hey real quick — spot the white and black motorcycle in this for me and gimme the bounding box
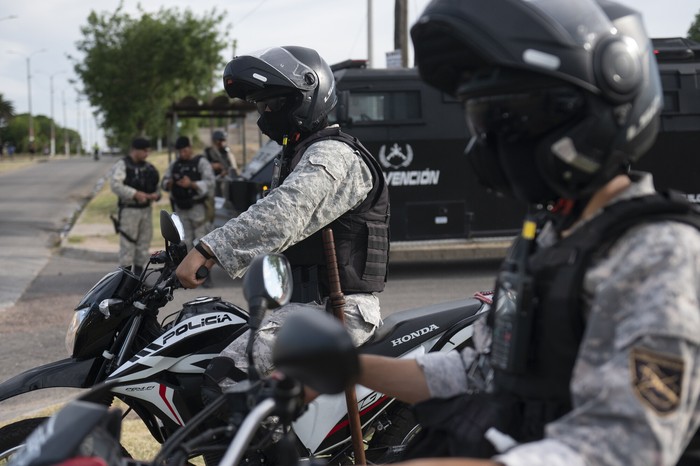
[0,211,490,465]
[6,253,370,466]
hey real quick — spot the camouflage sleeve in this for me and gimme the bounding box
[496,221,700,466]
[417,313,493,397]
[109,159,136,201]
[161,163,173,192]
[195,157,216,197]
[153,165,162,198]
[200,139,373,278]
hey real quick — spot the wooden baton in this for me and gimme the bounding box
[322,228,366,465]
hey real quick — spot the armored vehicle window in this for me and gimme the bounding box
[348,91,421,122]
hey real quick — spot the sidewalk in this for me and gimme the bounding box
[59,222,122,262]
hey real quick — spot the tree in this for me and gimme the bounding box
[72,2,230,147]
[0,93,15,126]
[689,9,700,41]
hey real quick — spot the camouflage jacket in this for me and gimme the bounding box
[201,137,373,279]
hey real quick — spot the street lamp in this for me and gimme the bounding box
[47,71,66,156]
[62,90,69,156]
[75,93,82,156]
[8,48,47,153]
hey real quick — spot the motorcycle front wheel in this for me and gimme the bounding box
[0,417,48,463]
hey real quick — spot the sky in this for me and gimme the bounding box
[0,0,698,149]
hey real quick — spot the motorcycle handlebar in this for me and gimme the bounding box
[196,266,209,280]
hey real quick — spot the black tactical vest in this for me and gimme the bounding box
[404,192,700,461]
[278,127,390,302]
[171,155,204,210]
[120,156,159,208]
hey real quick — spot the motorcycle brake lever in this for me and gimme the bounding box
[150,250,168,264]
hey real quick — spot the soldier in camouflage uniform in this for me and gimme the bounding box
[176,46,389,386]
[109,137,160,275]
[161,136,215,251]
[355,1,700,465]
[205,131,237,182]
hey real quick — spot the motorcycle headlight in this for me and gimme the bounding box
[65,307,90,356]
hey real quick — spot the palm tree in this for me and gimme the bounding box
[0,93,15,126]
[0,93,15,153]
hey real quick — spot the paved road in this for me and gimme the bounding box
[0,156,114,310]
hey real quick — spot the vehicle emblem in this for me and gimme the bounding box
[379,143,414,169]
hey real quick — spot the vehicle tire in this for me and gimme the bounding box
[366,404,422,464]
[0,417,48,462]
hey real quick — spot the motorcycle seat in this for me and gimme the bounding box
[360,297,486,356]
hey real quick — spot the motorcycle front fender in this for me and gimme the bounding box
[0,358,96,402]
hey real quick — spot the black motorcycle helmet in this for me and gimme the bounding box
[411,0,663,204]
[222,46,337,145]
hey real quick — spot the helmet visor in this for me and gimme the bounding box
[247,47,317,92]
[464,86,584,142]
[256,96,290,114]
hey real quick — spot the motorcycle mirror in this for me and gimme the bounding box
[273,308,359,395]
[160,210,184,244]
[243,254,293,323]
[243,253,293,382]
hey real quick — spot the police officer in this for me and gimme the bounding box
[205,130,237,180]
[204,130,235,226]
[176,46,390,385]
[161,136,215,251]
[355,1,700,465]
[109,137,160,275]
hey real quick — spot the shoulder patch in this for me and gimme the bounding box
[630,347,684,415]
[306,142,351,181]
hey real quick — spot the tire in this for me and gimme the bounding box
[0,417,48,463]
[366,404,422,464]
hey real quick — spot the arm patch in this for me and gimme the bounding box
[630,346,684,415]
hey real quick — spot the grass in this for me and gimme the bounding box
[0,155,50,174]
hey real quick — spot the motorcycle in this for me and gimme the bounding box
[7,253,363,466]
[0,210,491,465]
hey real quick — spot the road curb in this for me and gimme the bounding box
[59,245,120,262]
[58,238,513,264]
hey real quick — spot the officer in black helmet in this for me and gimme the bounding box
[176,46,390,387]
[355,1,700,465]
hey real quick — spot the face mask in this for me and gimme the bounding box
[467,134,558,205]
[257,111,296,145]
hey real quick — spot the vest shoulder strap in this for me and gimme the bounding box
[589,191,700,248]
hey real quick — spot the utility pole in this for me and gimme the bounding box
[75,94,82,156]
[62,90,69,156]
[47,71,65,156]
[8,48,46,153]
[367,0,373,68]
[394,0,408,68]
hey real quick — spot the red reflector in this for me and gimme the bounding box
[57,457,109,466]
